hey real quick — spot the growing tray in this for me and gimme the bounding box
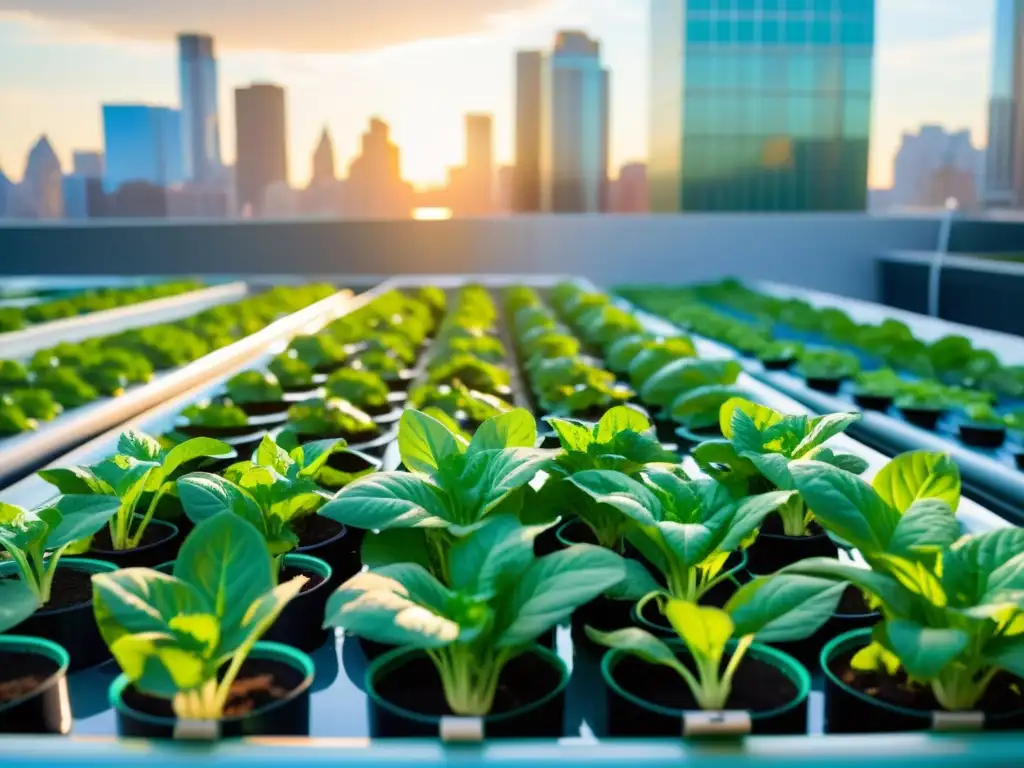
[0,284,354,490]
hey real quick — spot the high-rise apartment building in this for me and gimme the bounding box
[311,127,337,185]
[462,114,494,215]
[514,51,543,212]
[23,135,64,219]
[178,33,222,182]
[346,118,413,219]
[650,0,875,212]
[985,1,1024,208]
[540,31,610,213]
[102,105,185,192]
[234,84,288,217]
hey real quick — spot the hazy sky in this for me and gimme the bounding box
[0,0,994,190]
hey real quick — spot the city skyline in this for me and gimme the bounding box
[0,1,994,191]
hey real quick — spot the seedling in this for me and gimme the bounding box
[92,514,307,720]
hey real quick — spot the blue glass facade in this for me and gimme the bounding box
[179,34,223,182]
[102,105,185,193]
[651,0,875,212]
[985,0,1024,207]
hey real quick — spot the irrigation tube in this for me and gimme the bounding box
[927,197,959,318]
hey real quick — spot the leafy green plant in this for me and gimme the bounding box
[588,575,844,710]
[41,430,233,551]
[0,494,121,603]
[795,348,860,380]
[0,400,37,436]
[626,338,699,389]
[668,385,745,431]
[325,514,627,715]
[287,397,377,438]
[92,514,307,720]
[182,401,250,428]
[409,382,512,424]
[288,334,347,369]
[325,368,390,410]
[605,334,651,373]
[268,353,315,389]
[963,403,1005,427]
[0,359,31,388]
[5,389,62,422]
[427,354,510,394]
[570,466,796,601]
[34,367,100,408]
[854,368,904,398]
[319,409,549,584]
[693,398,867,537]
[757,341,802,363]
[640,358,743,410]
[225,371,284,404]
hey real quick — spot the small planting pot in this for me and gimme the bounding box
[366,404,404,426]
[348,428,399,460]
[762,357,797,372]
[234,399,291,418]
[294,515,358,584]
[0,635,71,734]
[770,587,879,670]
[318,448,381,491]
[264,554,333,653]
[654,416,680,445]
[533,516,564,557]
[853,392,894,412]
[600,640,810,736]
[804,376,845,394]
[0,558,118,672]
[822,628,1024,734]
[111,642,314,739]
[1015,452,1024,472]
[176,411,283,441]
[900,406,944,431]
[745,521,838,576]
[294,426,396,461]
[384,370,417,393]
[89,518,180,569]
[959,422,1007,449]
[631,566,748,638]
[365,644,568,738]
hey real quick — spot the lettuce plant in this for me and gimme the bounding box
[225,371,284,404]
[569,466,796,602]
[409,382,512,424]
[288,334,347,369]
[325,368,390,410]
[182,401,250,428]
[588,575,844,710]
[92,514,307,720]
[268,353,315,389]
[287,398,377,438]
[427,354,510,394]
[693,398,867,537]
[0,495,121,604]
[795,348,860,380]
[626,338,699,390]
[640,358,743,410]
[325,514,627,715]
[669,385,744,432]
[319,409,550,584]
[6,389,62,421]
[41,430,233,551]
[0,399,38,436]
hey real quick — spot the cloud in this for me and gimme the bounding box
[0,0,549,53]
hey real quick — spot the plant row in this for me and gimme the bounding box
[0,284,336,438]
[0,280,205,333]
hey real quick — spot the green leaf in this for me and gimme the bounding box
[726,574,847,642]
[497,544,626,647]
[117,430,163,462]
[374,563,455,612]
[716,490,799,552]
[792,413,860,458]
[468,409,537,453]
[776,557,922,619]
[730,410,765,455]
[887,499,960,559]
[567,470,662,527]
[162,437,233,478]
[664,600,733,662]
[585,625,688,675]
[399,409,467,476]
[0,579,40,633]
[319,472,451,530]
[720,398,782,440]
[360,528,432,570]
[44,494,121,550]
[256,435,293,473]
[669,385,743,429]
[985,636,1024,679]
[38,466,113,495]
[641,359,742,408]
[234,575,308,651]
[744,453,796,490]
[943,529,1024,605]
[469,448,553,518]
[872,451,962,514]
[323,570,459,648]
[545,417,593,452]
[884,620,968,679]
[176,473,264,531]
[604,557,663,601]
[789,461,900,554]
[448,515,543,596]
[292,438,346,477]
[173,514,274,652]
[657,522,714,568]
[595,406,651,442]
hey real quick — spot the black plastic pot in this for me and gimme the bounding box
[89,518,180,569]
[771,587,879,669]
[384,369,417,393]
[294,515,358,584]
[805,376,845,394]
[654,417,679,445]
[0,635,71,734]
[959,423,1007,449]
[601,640,810,736]
[264,554,333,653]
[822,628,1024,733]
[537,430,561,450]
[745,524,838,576]
[365,644,568,738]
[110,642,314,739]
[533,516,564,557]
[1016,452,1024,472]
[762,357,797,372]
[348,429,399,460]
[367,405,404,426]
[318,448,381,492]
[235,399,291,418]
[853,392,894,412]
[0,558,117,672]
[631,568,748,638]
[176,412,283,441]
[900,406,944,431]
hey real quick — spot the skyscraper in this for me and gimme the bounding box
[610,162,649,213]
[346,117,413,219]
[540,31,610,213]
[72,151,104,179]
[311,127,336,185]
[514,51,543,212]
[650,0,875,212]
[893,126,983,210]
[23,135,64,219]
[985,1,1024,208]
[178,33,222,182]
[461,114,494,215]
[234,83,288,217]
[102,105,185,192]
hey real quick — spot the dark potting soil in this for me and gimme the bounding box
[1,568,93,611]
[292,514,344,548]
[377,652,561,717]
[830,648,1023,713]
[92,523,171,552]
[0,651,58,703]
[836,587,872,616]
[122,657,305,719]
[759,514,827,539]
[614,652,798,714]
[280,564,325,595]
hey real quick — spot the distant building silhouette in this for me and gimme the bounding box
[495,164,515,214]
[167,182,230,218]
[514,50,543,213]
[23,135,64,219]
[0,166,13,218]
[311,126,336,185]
[72,151,104,179]
[104,181,168,218]
[102,105,185,193]
[449,114,494,217]
[235,83,288,217]
[345,117,413,219]
[63,176,105,219]
[892,126,983,210]
[610,162,649,213]
[540,32,610,213]
[178,33,222,182]
[263,180,301,218]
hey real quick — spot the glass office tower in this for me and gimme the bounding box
[178,33,223,182]
[650,0,875,212]
[985,0,1024,208]
[102,105,185,193]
